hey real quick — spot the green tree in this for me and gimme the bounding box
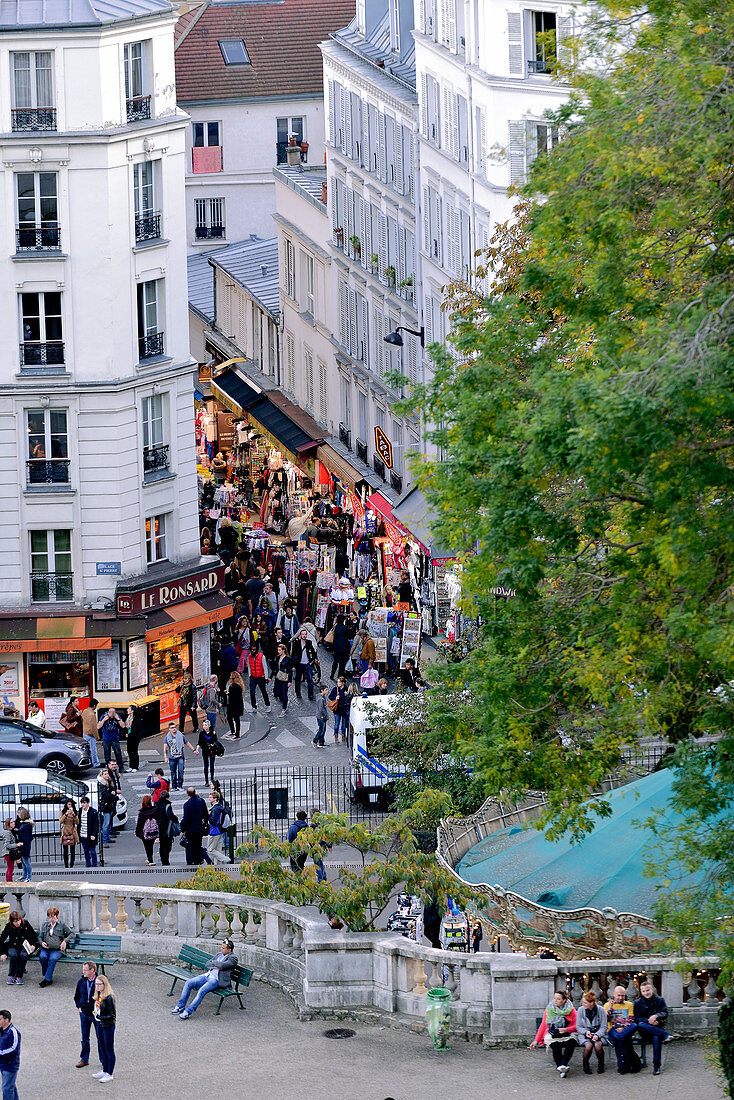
[401,0,734,969]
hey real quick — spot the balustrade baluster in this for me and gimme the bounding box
[280,921,294,954]
[200,903,215,938]
[625,976,638,1002]
[98,895,112,933]
[217,904,232,938]
[444,963,459,998]
[687,973,702,1004]
[131,897,145,932]
[704,971,720,1002]
[230,907,244,943]
[114,896,128,934]
[244,909,257,943]
[291,923,304,954]
[148,903,161,935]
[164,901,177,936]
[426,961,442,990]
[589,974,603,1000]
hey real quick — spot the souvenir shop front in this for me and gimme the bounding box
[0,560,232,729]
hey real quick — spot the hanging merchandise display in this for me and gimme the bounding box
[366,608,389,664]
[399,612,422,669]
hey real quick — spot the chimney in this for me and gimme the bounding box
[321,180,328,204]
[286,145,301,167]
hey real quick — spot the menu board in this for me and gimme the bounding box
[44,696,71,734]
[191,624,211,688]
[399,614,422,670]
[95,643,121,692]
[367,608,389,664]
[128,638,148,690]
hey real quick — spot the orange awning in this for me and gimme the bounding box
[0,616,111,652]
[144,591,233,642]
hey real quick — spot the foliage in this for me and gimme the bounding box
[228,794,473,932]
[720,1000,734,1096]
[364,693,481,821]
[397,0,734,946]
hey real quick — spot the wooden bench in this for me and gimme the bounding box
[56,933,122,975]
[156,944,252,1015]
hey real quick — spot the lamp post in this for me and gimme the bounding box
[383,325,425,348]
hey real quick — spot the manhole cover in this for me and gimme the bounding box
[323,1028,356,1039]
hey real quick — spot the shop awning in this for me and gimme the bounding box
[211,369,263,416]
[318,440,381,492]
[392,488,452,560]
[246,395,321,464]
[144,591,233,643]
[0,615,112,653]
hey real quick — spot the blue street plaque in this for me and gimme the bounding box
[96,562,122,575]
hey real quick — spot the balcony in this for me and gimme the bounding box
[20,341,65,367]
[143,443,170,475]
[12,107,56,132]
[26,459,70,486]
[135,212,161,243]
[356,438,368,464]
[31,571,73,603]
[16,224,61,251]
[527,59,552,74]
[195,225,225,240]
[139,331,164,360]
[339,423,351,450]
[126,95,151,122]
[373,455,386,481]
[390,471,403,496]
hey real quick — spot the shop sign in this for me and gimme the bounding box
[383,519,404,549]
[217,411,237,451]
[374,426,393,469]
[199,363,212,382]
[0,662,19,694]
[96,562,121,576]
[116,564,225,617]
[191,624,211,687]
[350,493,365,519]
[247,415,298,463]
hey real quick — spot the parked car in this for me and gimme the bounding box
[0,768,127,836]
[0,716,91,777]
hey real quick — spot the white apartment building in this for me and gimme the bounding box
[414,0,574,342]
[0,0,224,722]
[174,0,355,250]
[321,0,422,502]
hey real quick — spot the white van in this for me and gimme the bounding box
[348,694,406,808]
[0,768,127,835]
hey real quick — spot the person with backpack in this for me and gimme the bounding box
[204,791,230,864]
[181,787,212,866]
[199,675,220,733]
[146,768,170,804]
[135,795,159,865]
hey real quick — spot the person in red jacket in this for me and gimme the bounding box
[529,989,578,1077]
[247,642,271,714]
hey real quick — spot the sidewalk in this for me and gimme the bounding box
[9,962,724,1099]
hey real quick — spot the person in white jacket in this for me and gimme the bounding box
[26,701,46,728]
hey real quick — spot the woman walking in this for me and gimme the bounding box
[273,643,291,717]
[125,704,143,773]
[198,719,219,785]
[204,791,229,864]
[92,974,116,1082]
[135,795,159,865]
[155,791,178,867]
[225,670,245,739]
[0,820,18,882]
[0,910,39,984]
[59,799,79,869]
[328,677,348,743]
[177,670,199,733]
[16,809,33,882]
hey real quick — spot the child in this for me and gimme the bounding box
[312,685,328,748]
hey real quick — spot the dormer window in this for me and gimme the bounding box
[218,39,250,66]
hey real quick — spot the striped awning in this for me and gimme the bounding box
[144,590,233,642]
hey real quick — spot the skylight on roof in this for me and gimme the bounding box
[219,38,251,65]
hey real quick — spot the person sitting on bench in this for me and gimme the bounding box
[170,940,237,1019]
[634,980,672,1075]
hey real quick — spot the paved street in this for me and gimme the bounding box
[6,962,723,1099]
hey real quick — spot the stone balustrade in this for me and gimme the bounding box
[3,882,722,1044]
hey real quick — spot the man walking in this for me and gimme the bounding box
[81,699,100,768]
[312,685,328,748]
[78,796,99,868]
[291,629,316,702]
[200,675,220,733]
[74,961,96,1068]
[171,939,237,1019]
[163,723,198,791]
[181,787,211,866]
[97,708,125,770]
[287,810,308,873]
[0,1010,20,1100]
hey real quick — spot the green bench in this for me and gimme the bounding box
[57,933,121,975]
[156,944,252,1015]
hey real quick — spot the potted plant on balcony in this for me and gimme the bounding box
[384,264,396,287]
[399,275,414,288]
[349,234,361,256]
[370,253,379,274]
[334,226,344,246]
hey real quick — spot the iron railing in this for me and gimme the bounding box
[126,94,151,122]
[31,571,73,602]
[143,443,170,473]
[11,107,56,132]
[20,341,65,367]
[138,331,164,360]
[16,224,61,251]
[134,211,161,242]
[373,455,386,480]
[26,459,70,486]
[195,225,225,240]
[528,58,552,74]
[390,471,403,495]
[339,423,351,450]
[356,438,368,463]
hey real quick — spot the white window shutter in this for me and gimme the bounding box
[360,294,369,363]
[330,176,339,232]
[398,225,407,287]
[373,308,383,376]
[435,194,443,262]
[422,186,431,254]
[425,294,434,344]
[476,105,488,177]
[358,198,366,266]
[420,74,429,137]
[507,11,523,75]
[508,121,526,185]
[328,81,335,145]
[319,360,328,423]
[442,86,452,150]
[476,222,490,294]
[362,100,371,167]
[377,113,387,182]
[344,186,354,244]
[379,211,388,269]
[432,79,441,144]
[557,15,574,69]
[345,93,353,159]
[407,332,418,384]
[387,215,398,271]
[394,124,404,193]
[338,280,348,347]
[351,91,361,160]
[405,228,415,281]
[349,289,357,357]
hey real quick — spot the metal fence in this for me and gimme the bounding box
[224,765,393,845]
[21,825,106,869]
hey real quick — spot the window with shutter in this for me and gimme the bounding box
[457,95,468,162]
[379,211,388,270]
[318,359,328,423]
[345,93,353,160]
[508,121,526,185]
[432,79,441,145]
[475,222,491,294]
[422,186,431,254]
[557,14,574,69]
[237,293,247,348]
[361,99,371,168]
[418,0,426,33]
[440,0,457,51]
[425,294,434,345]
[373,308,384,376]
[338,280,349,348]
[407,333,418,384]
[369,105,379,172]
[351,91,361,160]
[349,289,357,357]
[387,216,398,273]
[475,104,488,177]
[434,193,443,262]
[442,86,452,152]
[286,332,295,393]
[420,74,429,137]
[330,176,339,233]
[328,81,335,144]
[377,113,387,182]
[507,11,523,75]
[305,348,314,410]
[394,121,404,193]
[358,293,368,362]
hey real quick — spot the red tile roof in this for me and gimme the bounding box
[175,0,356,103]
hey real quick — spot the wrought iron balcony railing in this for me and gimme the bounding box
[126,95,151,122]
[194,225,225,240]
[373,455,386,481]
[390,471,403,495]
[338,423,351,450]
[143,443,170,474]
[138,331,164,360]
[355,438,368,464]
[26,459,71,486]
[31,571,73,602]
[12,107,56,132]
[16,224,61,251]
[135,212,161,243]
[20,341,65,367]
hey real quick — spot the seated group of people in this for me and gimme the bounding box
[531,981,672,1077]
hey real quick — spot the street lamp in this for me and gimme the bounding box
[383,325,425,348]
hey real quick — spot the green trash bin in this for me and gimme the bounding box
[426,986,451,1050]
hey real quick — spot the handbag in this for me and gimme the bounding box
[327,696,340,712]
[213,739,225,757]
[169,820,182,837]
[276,670,289,682]
[324,628,335,645]
[7,844,22,862]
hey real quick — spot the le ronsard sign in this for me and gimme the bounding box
[116,564,225,617]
